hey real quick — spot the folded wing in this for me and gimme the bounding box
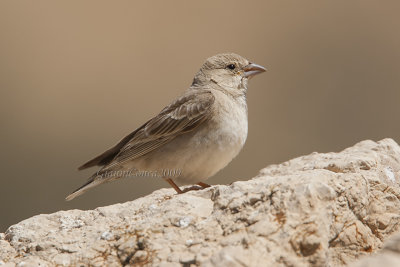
[78,90,215,171]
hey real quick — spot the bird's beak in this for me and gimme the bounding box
[243,62,267,78]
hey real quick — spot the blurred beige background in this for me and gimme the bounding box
[1,1,400,231]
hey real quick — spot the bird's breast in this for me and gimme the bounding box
[199,91,248,151]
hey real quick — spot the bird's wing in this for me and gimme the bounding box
[77,124,146,170]
[78,90,215,170]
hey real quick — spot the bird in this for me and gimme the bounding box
[66,53,266,201]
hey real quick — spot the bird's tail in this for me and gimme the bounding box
[65,176,102,201]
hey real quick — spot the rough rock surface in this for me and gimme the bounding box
[1,139,400,267]
[353,232,400,267]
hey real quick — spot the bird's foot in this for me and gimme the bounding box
[165,178,212,194]
[165,178,183,194]
[182,182,212,193]
[197,182,211,188]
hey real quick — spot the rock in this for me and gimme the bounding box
[353,233,400,266]
[1,138,400,266]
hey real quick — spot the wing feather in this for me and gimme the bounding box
[79,90,215,171]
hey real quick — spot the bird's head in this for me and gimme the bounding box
[192,53,266,93]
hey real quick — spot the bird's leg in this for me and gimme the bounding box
[197,182,211,188]
[165,178,183,194]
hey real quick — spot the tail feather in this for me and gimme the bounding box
[65,177,101,201]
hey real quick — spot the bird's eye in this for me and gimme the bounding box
[227,64,236,70]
